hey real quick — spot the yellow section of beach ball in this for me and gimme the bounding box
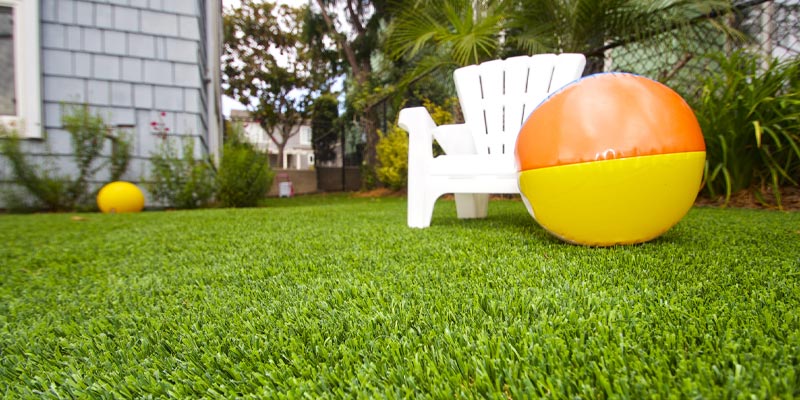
[97,181,145,213]
[517,152,705,246]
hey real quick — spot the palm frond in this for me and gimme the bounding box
[386,0,509,66]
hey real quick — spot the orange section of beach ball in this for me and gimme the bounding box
[516,73,705,171]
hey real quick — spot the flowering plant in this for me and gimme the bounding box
[147,111,215,209]
[150,111,170,140]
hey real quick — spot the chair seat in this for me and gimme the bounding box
[429,155,517,176]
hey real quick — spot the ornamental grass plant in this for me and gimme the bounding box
[688,52,800,208]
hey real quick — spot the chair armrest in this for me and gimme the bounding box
[398,107,437,159]
[432,124,476,155]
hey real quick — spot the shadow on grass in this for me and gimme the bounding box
[429,198,700,249]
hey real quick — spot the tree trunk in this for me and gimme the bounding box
[277,145,286,169]
[584,33,607,75]
[360,106,379,186]
[355,55,381,187]
[584,55,606,75]
[312,0,385,188]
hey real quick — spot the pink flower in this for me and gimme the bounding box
[160,111,166,117]
[151,121,158,126]
[164,128,170,132]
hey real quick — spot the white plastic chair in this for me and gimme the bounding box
[398,53,586,228]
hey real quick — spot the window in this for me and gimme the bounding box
[0,0,41,138]
[0,7,13,116]
[299,126,312,146]
[308,153,315,166]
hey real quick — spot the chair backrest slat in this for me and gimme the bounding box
[453,53,586,156]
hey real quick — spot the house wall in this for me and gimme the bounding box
[236,119,315,170]
[0,0,221,207]
[282,128,314,169]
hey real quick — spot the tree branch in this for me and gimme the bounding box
[314,0,363,81]
[346,0,366,36]
[659,53,694,83]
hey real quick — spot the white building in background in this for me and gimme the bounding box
[230,110,315,170]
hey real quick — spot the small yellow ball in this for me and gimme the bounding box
[97,181,145,213]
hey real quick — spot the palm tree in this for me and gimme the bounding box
[387,0,735,73]
[387,0,507,68]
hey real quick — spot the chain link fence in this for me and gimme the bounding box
[602,0,800,94]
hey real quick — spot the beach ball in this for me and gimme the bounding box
[97,181,145,213]
[516,73,705,246]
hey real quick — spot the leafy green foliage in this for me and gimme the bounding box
[0,105,132,211]
[377,98,455,189]
[147,137,215,209]
[306,0,400,181]
[0,198,799,397]
[387,0,733,73]
[688,52,800,207]
[223,1,336,167]
[215,124,274,208]
[388,0,507,66]
[376,125,409,190]
[107,136,132,183]
[310,93,340,165]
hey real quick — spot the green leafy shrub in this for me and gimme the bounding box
[215,124,274,207]
[148,135,215,209]
[688,52,800,207]
[0,105,131,211]
[376,125,409,190]
[146,112,216,209]
[376,98,456,190]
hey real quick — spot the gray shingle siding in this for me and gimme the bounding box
[114,7,141,32]
[140,10,179,36]
[57,1,76,24]
[96,4,113,28]
[38,0,208,128]
[74,52,93,77]
[1,0,219,208]
[83,28,103,52]
[75,2,93,26]
[128,33,155,57]
[179,15,200,40]
[104,31,128,55]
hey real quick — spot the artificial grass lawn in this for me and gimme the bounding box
[1,195,798,398]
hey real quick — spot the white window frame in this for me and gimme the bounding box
[0,0,42,139]
[299,125,312,146]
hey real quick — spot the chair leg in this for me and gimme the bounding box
[408,182,437,228]
[455,194,489,219]
[408,198,437,228]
